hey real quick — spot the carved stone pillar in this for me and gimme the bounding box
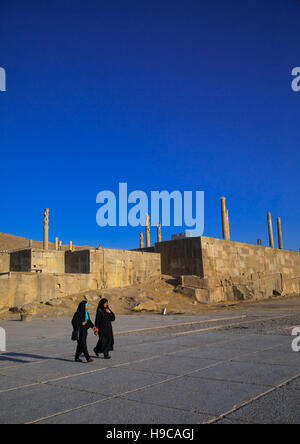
[43,208,49,250]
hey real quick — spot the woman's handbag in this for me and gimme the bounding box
[71,330,79,341]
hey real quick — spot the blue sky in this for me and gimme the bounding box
[0,0,299,250]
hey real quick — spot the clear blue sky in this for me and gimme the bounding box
[0,0,299,250]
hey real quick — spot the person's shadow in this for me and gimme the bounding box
[0,352,73,364]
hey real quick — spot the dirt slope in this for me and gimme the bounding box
[0,232,92,251]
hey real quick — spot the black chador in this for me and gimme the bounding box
[72,301,94,363]
[94,298,115,359]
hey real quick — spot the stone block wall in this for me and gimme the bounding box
[64,248,161,287]
[31,250,65,273]
[10,249,31,272]
[0,248,161,310]
[0,272,102,309]
[155,236,300,302]
[65,250,90,274]
[200,237,300,280]
[90,249,161,288]
[154,237,204,277]
[9,249,65,273]
[0,252,10,274]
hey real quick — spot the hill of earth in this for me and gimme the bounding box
[0,232,93,251]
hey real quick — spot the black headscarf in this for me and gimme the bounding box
[77,300,88,323]
[98,298,108,312]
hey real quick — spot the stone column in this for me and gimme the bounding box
[139,232,144,249]
[58,241,62,250]
[145,214,150,248]
[43,208,49,250]
[226,209,230,240]
[220,197,229,240]
[55,237,59,251]
[267,212,274,248]
[277,217,283,250]
[157,222,162,243]
[257,239,262,245]
[69,241,73,251]
[29,239,32,248]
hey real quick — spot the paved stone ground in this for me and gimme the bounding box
[1,299,300,424]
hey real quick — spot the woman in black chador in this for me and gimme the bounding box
[72,301,96,363]
[94,298,115,359]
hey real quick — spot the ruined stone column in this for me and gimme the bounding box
[29,239,32,248]
[220,197,229,240]
[157,222,162,243]
[257,239,262,245]
[267,212,274,248]
[43,208,49,250]
[226,209,230,240]
[277,217,283,250]
[58,241,62,250]
[55,237,59,251]
[69,241,73,251]
[139,232,144,249]
[145,214,150,248]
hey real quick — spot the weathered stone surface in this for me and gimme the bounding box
[158,236,300,304]
[156,237,300,287]
[45,299,62,306]
[0,252,9,273]
[20,314,32,322]
[9,304,37,314]
[0,247,161,310]
[10,249,65,273]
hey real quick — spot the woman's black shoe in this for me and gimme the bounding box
[94,347,99,357]
[75,358,83,363]
[104,354,111,359]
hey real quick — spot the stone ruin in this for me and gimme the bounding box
[0,200,299,311]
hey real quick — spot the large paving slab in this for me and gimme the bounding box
[0,383,102,424]
[38,397,211,424]
[122,376,271,417]
[186,361,298,386]
[48,367,172,396]
[216,387,300,424]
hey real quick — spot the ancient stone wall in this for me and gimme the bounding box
[31,250,65,273]
[10,249,31,272]
[0,272,101,309]
[155,236,300,303]
[90,249,161,288]
[154,236,300,281]
[154,237,204,277]
[65,248,161,287]
[0,252,10,274]
[65,250,90,274]
[0,248,161,310]
[9,249,65,273]
[200,237,300,279]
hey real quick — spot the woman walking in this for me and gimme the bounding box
[72,301,96,363]
[94,298,115,359]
